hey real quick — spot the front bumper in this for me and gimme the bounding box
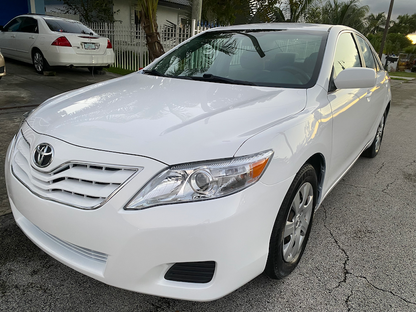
[5,126,291,301]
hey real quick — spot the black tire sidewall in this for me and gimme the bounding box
[265,164,318,279]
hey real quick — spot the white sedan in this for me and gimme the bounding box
[0,14,114,74]
[5,23,390,301]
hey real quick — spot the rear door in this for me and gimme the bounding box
[354,34,389,136]
[327,32,373,185]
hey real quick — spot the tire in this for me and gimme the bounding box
[32,50,49,74]
[265,164,317,279]
[362,111,386,158]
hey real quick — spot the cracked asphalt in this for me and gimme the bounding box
[1,60,416,311]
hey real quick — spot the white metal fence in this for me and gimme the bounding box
[89,20,218,71]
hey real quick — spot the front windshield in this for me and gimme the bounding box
[149,30,327,88]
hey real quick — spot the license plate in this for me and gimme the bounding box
[83,43,99,50]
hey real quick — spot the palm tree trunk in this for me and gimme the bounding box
[139,11,165,61]
[137,0,165,62]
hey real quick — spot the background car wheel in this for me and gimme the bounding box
[265,164,317,279]
[32,50,49,74]
[362,111,386,158]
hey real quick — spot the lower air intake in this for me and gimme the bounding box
[164,261,215,283]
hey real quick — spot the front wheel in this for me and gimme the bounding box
[265,164,317,279]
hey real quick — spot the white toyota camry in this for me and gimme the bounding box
[0,14,114,74]
[5,23,391,301]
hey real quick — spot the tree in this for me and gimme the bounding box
[306,0,369,33]
[365,12,386,36]
[61,0,117,24]
[368,33,413,55]
[389,14,416,35]
[280,0,317,22]
[137,0,165,62]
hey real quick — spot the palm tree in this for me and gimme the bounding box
[137,0,165,61]
[365,12,386,36]
[314,0,369,33]
[286,0,317,22]
[250,0,316,23]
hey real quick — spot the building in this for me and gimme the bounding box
[0,0,45,26]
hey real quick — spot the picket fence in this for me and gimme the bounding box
[89,20,218,71]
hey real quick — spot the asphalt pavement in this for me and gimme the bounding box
[0,60,415,311]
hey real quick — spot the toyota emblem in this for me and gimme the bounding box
[33,143,54,168]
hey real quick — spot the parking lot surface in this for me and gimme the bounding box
[1,61,415,311]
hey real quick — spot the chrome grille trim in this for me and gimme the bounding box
[11,131,141,210]
[39,226,108,263]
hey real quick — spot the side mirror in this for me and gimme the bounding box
[334,67,376,89]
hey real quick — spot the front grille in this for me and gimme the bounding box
[11,131,139,209]
[164,261,216,283]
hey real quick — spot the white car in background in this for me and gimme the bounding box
[5,23,391,301]
[0,14,114,74]
[0,49,5,79]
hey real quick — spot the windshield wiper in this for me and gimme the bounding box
[189,74,257,86]
[143,69,165,77]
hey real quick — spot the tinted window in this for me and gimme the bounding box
[3,17,22,32]
[332,33,361,80]
[355,35,376,70]
[43,18,97,35]
[150,30,327,88]
[19,17,38,33]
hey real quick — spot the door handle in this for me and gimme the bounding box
[11,35,16,38]
[29,36,35,39]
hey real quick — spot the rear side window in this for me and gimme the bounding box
[355,35,377,70]
[332,33,361,80]
[43,18,97,35]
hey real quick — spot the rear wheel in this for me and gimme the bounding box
[32,50,49,74]
[265,164,317,279]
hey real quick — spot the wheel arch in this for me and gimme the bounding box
[385,101,391,117]
[31,47,41,57]
[305,153,326,205]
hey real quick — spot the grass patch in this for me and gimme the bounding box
[105,67,136,76]
[388,71,416,78]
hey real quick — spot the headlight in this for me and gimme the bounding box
[125,150,273,210]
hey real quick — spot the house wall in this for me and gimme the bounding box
[113,0,134,24]
[113,0,188,28]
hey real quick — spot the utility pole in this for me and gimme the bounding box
[191,0,202,37]
[378,0,394,58]
[192,0,203,22]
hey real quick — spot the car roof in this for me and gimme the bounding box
[203,23,358,35]
[15,14,83,23]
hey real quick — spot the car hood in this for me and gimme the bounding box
[27,73,306,164]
